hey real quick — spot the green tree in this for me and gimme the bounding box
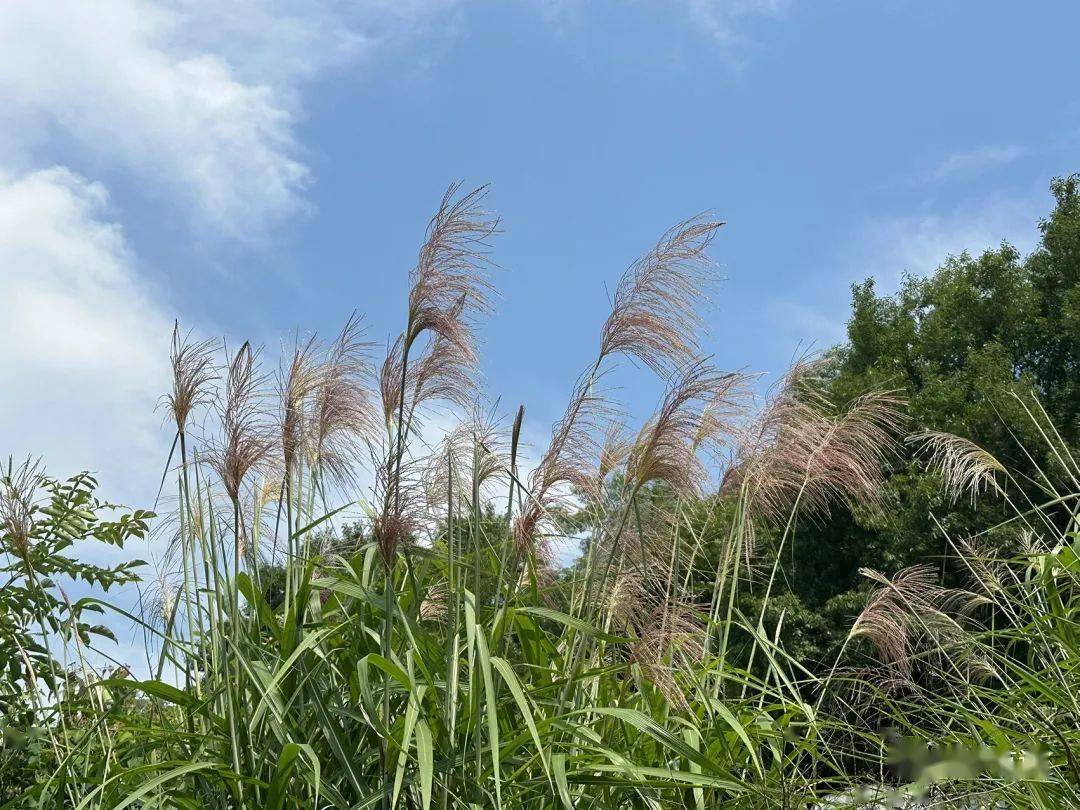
[783,175,1080,664]
[0,461,150,801]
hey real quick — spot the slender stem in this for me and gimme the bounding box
[442,446,457,810]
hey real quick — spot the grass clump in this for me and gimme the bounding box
[2,185,1079,808]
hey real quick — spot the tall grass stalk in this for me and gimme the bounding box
[9,188,1080,808]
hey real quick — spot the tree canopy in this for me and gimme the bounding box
[780,176,1080,661]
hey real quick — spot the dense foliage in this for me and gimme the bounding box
[779,175,1080,665]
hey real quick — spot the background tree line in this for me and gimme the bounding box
[759,175,1080,666]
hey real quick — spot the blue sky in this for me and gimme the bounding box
[2,0,1079,512]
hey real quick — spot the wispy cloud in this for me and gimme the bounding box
[767,300,847,348]
[0,1,478,510]
[521,0,790,63]
[766,183,1050,356]
[0,3,309,237]
[855,188,1043,280]
[927,144,1029,183]
[0,0,791,241]
[684,0,789,51]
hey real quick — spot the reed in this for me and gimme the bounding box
[4,187,1079,809]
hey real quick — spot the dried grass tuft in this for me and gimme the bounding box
[279,335,320,478]
[308,314,378,487]
[627,362,748,497]
[211,342,274,503]
[735,358,906,526]
[600,216,722,378]
[407,183,498,352]
[514,370,613,554]
[606,569,705,708]
[909,431,1005,506]
[0,457,41,559]
[419,581,450,622]
[164,322,216,436]
[851,565,989,690]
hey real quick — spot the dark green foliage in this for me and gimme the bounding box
[779,176,1080,664]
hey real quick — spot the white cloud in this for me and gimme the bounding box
[856,190,1043,281]
[927,145,1029,183]
[0,2,316,237]
[0,1,784,238]
[684,0,788,48]
[0,1,473,499]
[171,0,466,88]
[0,1,465,238]
[0,167,172,503]
[763,185,1049,359]
[170,1,373,87]
[0,1,467,497]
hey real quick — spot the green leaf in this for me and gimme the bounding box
[99,678,197,709]
[491,656,549,777]
[415,719,434,810]
[515,606,632,643]
[267,743,321,810]
[552,753,573,809]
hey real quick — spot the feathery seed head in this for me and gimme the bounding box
[600,216,722,378]
[211,342,273,503]
[626,362,747,497]
[279,334,320,476]
[1,457,41,559]
[736,358,906,525]
[850,565,986,690]
[308,314,378,487]
[164,322,216,436]
[514,371,611,553]
[909,431,1005,506]
[419,581,450,622]
[406,183,498,351]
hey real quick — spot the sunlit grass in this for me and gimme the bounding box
[3,186,1079,808]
